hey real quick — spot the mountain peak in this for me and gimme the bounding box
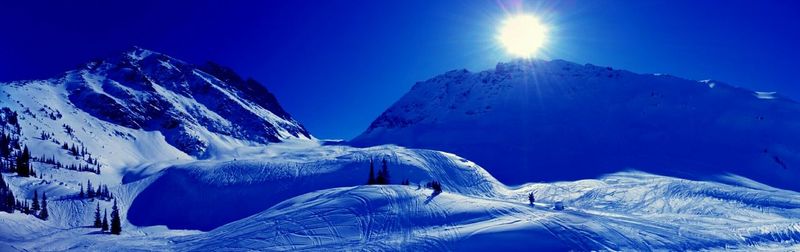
[125,45,154,59]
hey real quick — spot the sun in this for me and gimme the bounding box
[498,14,548,58]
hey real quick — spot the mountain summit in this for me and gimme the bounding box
[352,59,800,190]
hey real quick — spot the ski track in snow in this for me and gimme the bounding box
[4,141,800,251]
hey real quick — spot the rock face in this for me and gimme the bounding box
[63,47,310,155]
[352,59,800,190]
[1,47,311,158]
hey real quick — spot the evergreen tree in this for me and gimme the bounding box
[93,202,102,228]
[0,175,14,213]
[8,111,18,125]
[0,133,10,158]
[528,192,535,206]
[22,199,30,214]
[31,190,40,212]
[16,146,30,177]
[2,190,13,213]
[366,159,376,185]
[376,159,390,185]
[87,180,95,198]
[110,199,121,235]
[79,184,85,198]
[382,159,390,184]
[39,192,48,220]
[101,209,109,232]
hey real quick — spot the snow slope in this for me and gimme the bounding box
[2,141,800,251]
[178,172,800,251]
[0,47,316,249]
[352,59,800,191]
[127,141,503,231]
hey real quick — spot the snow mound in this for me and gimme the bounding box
[128,143,504,231]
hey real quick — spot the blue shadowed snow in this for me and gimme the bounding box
[352,60,800,191]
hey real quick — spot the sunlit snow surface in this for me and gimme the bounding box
[2,141,799,251]
[1,52,799,250]
[754,91,778,100]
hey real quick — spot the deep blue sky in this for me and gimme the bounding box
[2,1,799,139]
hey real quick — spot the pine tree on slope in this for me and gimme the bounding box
[93,202,102,228]
[101,209,108,232]
[16,146,30,177]
[87,180,95,198]
[0,175,14,213]
[39,192,48,220]
[31,190,40,212]
[110,199,121,235]
[376,159,390,185]
[367,159,376,185]
[528,192,535,206]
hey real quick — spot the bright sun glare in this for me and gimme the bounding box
[498,14,548,58]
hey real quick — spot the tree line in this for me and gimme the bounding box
[80,180,114,200]
[0,174,48,220]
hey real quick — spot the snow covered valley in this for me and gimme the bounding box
[2,141,800,251]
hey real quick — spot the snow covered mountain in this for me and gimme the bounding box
[352,59,800,191]
[1,47,310,165]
